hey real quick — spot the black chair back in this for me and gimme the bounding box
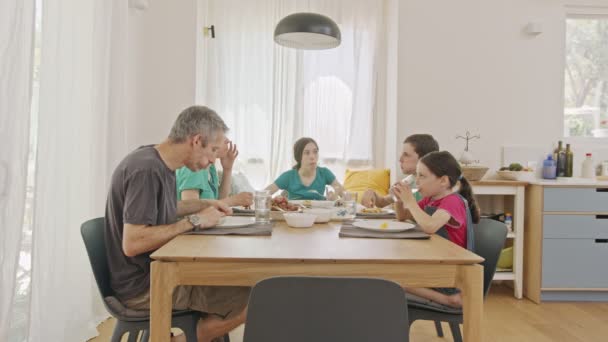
[81,217,114,299]
[473,218,508,297]
[243,276,410,342]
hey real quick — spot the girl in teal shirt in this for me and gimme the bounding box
[176,139,253,207]
[265,137,345,200]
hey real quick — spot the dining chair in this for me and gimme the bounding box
[407,218,508,342]
[81,217,228,342]
[243,276,410,342]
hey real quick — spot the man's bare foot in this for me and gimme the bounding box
[197,309,246,342]
[171,332,186,342]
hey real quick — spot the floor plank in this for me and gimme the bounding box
[89,285,608,341]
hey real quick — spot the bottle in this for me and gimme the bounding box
[542,154,557,179]
[581,153,595,179]
[565,144,573,177]
[553,140,563,161]
[504,213,513,232]
[557,146,567,177]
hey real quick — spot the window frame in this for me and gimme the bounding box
[562,5,608,144]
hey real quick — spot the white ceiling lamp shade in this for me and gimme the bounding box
[274,13,341,50]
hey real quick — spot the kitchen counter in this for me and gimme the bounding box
[523,182,608,303]
[528,178,608,187]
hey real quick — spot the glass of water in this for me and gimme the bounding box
[254,190,271,223]
[391,174,417,202]
[342,191,358,217]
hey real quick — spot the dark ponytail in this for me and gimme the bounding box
[456,177,480,223]
[419,151,480,223]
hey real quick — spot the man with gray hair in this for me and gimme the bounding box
[105,106,249,342]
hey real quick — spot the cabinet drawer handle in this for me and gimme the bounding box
[596,239,608,243]
[596,215,608,219]
[597,188,608,193]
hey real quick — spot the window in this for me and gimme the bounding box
[564,15,608,138]
[197,0,384,188]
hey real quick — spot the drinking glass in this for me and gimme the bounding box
[342,191,358,217]
[390,174,418,202]
[254,190,271,223]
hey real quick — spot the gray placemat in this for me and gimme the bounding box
[184,221,273,236]
[339,221,429,239]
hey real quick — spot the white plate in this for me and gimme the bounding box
[215,216,256,228]
[289,200,335,208]
[352,220,415,232]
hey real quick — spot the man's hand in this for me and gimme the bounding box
[228,192,253,207]
[361,189,377,208]
[201,199,233,215]
[220,141,238,171]
[196,206,225,229]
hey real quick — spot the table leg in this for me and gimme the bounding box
[150,261,177,342]
[457,264,484,342]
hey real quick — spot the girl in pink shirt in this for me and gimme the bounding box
[393,151,480,308]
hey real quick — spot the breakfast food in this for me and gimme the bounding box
[271,196,300,211]
[361,207,383,214]
[499,163,533,172]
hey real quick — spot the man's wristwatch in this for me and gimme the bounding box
[187,214,203,230]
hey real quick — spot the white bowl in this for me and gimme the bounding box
[303,208,334,223]
[497,170,536,182]
[283,213,317,228]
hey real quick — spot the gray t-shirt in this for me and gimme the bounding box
[105,145,177,301]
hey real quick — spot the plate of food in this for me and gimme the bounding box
[289,200,335,208]
[214,216,256,228]
[271,196,302,220]
[357,207,395,216]
[352,220,416,232]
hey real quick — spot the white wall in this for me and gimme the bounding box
[126,0,608,173]
[392,0,608,175]
[127,0,197,148]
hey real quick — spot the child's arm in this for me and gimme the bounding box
[393,183,451,233]
[405,202,451,234]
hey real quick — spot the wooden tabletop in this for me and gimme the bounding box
[151,221,483,265]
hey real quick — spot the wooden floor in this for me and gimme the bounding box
[90,285,608,342]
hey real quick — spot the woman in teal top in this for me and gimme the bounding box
[265,137,345,200]
[176,139,253,207]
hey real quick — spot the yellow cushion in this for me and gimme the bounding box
[497,246,513,269]
[343,169,391,203]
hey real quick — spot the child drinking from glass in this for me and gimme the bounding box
[393,151,480,308]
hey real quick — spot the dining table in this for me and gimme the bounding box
[149,219,484,341]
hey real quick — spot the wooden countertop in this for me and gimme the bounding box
[471,180,529,186]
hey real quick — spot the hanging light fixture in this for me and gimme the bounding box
[274,13,341,50]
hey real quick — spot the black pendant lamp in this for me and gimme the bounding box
[274,13,341,50]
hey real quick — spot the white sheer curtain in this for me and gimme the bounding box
[2,0,131,341]
[198,0,385,188]
[0,0,36,341]
[27,0,130,339]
